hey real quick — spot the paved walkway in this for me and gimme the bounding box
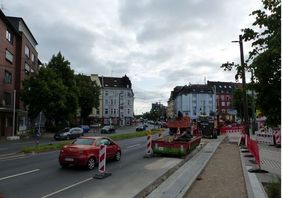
[185,137,247,198]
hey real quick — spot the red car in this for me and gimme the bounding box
[59,136,121,170]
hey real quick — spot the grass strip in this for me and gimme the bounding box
[21,129,162,153]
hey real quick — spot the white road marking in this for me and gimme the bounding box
[127,144,141,149]
[0,152,18,157]
[0,169,40,181]
[41,177,93,198]
[0,153,26,160]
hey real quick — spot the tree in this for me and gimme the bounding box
[21,52,78,127]
[21,67,67,121]
[232,89,253,120]
[75,74,100,124]
[222,0,281,126]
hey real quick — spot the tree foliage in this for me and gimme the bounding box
[21,52,79,126]
[75,74,100,123]
[222,0,281,126]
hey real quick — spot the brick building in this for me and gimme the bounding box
[0,9,39,137]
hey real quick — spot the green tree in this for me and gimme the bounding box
[21,67,67,121]
[222,0,281,126]
[21,52,79,127]
[232,89,253,120]
[75,74,100,124]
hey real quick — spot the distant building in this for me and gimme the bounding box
[90,74,134,126]
[0,10,39,137]
[168,84,216,120]
[207,81,235,114]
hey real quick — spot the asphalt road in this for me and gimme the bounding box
[0,128,182,198]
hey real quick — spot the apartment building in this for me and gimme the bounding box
[91,74,134,126]
[0,10,38,137]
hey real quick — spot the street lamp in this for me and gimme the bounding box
[232,35,249,135]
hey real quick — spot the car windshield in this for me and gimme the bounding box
[72,138,95,145]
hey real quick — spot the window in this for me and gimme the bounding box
[105,99,108,105]
[25,63,30,75]
[5,50,13,63]
[105,109,108,115]
[3,92,12,106]
[4,70,12,84]
[111,109,113,115]
[25,45,30,57]
[105,91,108,96]
[127,109,130,114]
[128,100,130,105]
[6,30,13,44]
[114,109,116,115]
[31,53,35,62]
[221,102,225,106]
[221,95,225,100]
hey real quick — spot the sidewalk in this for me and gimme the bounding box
[146,135,280,198]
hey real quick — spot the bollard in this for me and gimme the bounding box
[144,130,153,158]
[93,144,111,179]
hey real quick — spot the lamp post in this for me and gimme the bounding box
[232,35,249,135]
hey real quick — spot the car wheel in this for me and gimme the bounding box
[87,157,96,170]
[60,163,68,169]
[115,151,121,161]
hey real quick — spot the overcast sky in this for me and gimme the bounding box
[2,0,262,114]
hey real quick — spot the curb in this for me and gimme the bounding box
[133,141,206,198]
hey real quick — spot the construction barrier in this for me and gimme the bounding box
[225,126,245,143]
[272,128,281,146]
[255,131,274,145]
[98,144,107,173]
[145,131,152,156]
[247,135,261,168]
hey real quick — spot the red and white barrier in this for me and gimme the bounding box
[272,128,281,146]
[255,132,274,145]
[93,144,111,179]
[145,132,152,156]
[226,127,244,143]
[98,144,107,173]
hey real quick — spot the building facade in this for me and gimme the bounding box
[0,10,38,137]
[91,74,134,126]
[207,81,235,116]
[175,84,216,120]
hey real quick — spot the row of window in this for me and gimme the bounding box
[105,99,131,105]
[217,101,231,107]
[104,108,131,115]
[104,91,132,97]
[6,29,35,64]
[24,45,35,63]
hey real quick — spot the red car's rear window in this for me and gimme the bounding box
[72,138,95,145]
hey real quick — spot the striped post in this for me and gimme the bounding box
[98,144,107,173]
[93,144,112,179]
[144,130,153,157]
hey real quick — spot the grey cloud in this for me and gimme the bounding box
[119,0,225,42]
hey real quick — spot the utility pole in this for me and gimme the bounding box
[233,35,249,135]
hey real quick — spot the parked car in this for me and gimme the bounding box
[80,125,90,133]
[100,125,115,134]
[54,127,83,140]
[59,136,121,170]
[136,124,146,131]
